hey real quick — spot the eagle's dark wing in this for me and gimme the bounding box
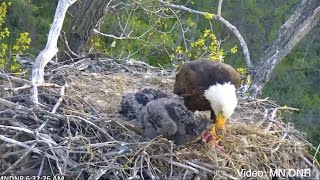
[174,62,211,111]
[173,59,240,112]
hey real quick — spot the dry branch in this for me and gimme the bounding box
[248,0,320,98]
[0,72,31,85]
[0,59,319,178]
[158,0,253,70]
[31,0,77,104]
[217,0,223,16]
[51,83,68,114]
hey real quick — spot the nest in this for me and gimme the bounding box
[0,58,319,179]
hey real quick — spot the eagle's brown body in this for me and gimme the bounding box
[174,59,240,113]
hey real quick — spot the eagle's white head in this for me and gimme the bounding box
[204,82,237,120]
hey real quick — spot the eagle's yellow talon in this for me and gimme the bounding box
[209,126,222,142]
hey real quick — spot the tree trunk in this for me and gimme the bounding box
[59,0,113,61]
[248,0,320,98]
[32,0,77,103]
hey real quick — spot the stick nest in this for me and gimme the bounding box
[0,58,319,179]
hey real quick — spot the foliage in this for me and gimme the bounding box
[90,3,177,67]
[13,32,32,54]
[263,41,320,146]
[204,12,214,19]
[221,0,319,146]
[5,0,57,54]
[174,29,238,62]
[223,0,300,63]
[236,67,252,86]
[0,2,31,72]
[0,2,11,67]
[88,0,242,67]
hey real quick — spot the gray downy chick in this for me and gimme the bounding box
[120,88,168,120]
[139,98,213,146]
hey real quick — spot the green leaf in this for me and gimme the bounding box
[230,45,238,54]
[203,29,211,37]
[204,12,214,19]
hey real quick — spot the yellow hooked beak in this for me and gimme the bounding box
[215,111,226,130]
[209,111,226,141]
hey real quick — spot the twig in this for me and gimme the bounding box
[70,115,115,141]
[88,166,109,180]
[169,141,174,179]
[2,143,37,174]
[0,125,33,134]
[0,97,30,113]
[158,0,253,70]
[73,141,150,150]
[162,158,199,174]
[0,135,57,161]
[94,28,153,40]
[1,82,61,94]
[190,160,233,173]
[3,84,31,93]
[0,72,31,84]
[62,31,81,58]
[104,149,133,158]
[0,109,15,116]
[313,144,320,165]
[185,160,215,174]
[277,106,299,111]
[52,82,68,114]
[2,149,30,158]
[37,156,46,176]
[217,0,223,16]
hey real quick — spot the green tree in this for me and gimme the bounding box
[0,1,31,72]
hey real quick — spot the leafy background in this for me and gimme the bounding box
[2,0,319,147]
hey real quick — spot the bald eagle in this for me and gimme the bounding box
[174,59,240,139]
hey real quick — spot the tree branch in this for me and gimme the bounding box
[248,0,320,99]
[217,0,223,16]
[31,0,77,104]
[158,0,253,70]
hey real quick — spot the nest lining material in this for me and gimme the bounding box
[0,58,319,179]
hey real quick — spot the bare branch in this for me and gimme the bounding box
[0,135,58,161]
[162,158,199,174]
[248,1,320,98]
[217,0,223,16]
[2,143,37,174]
[31,0,77,104]
[185,160,215,174]
[215,15,253,70]
[51,83,68,114]
[61,32,81,58]
[0,72,31,85]
[93,28,153,40]
[158,0,253,70]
